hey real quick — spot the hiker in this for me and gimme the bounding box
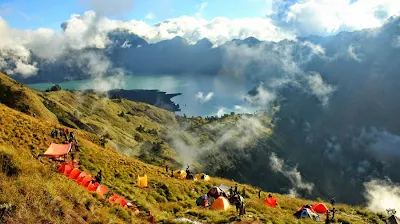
[330,198,336,206]
[33,113,37,117]
[229,187,233,196]
[165,165,169,173]
[186,165,190,176]
[258,189,262,199]
[202,196,208,208]
[37,154,43,163]
[234,184,238,194]
[148,210,154,224]
[171,169,174,178]
[69,132,75,143]
[239,201,246,217]
[94,170,102,184]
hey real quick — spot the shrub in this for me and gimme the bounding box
[0,152,19,177]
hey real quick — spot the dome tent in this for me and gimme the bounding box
[312,203,329,213]
[173,170,187,179]
[210,197,230,210]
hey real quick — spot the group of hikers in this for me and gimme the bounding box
[51,128,77,145]
[229,184,246,216]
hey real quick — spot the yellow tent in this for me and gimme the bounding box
[173,170,187,179]
[210,197,230,210]
[137,175,148,188]
[195,173,210,181]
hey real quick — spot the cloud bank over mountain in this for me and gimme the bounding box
[0,0,399,78]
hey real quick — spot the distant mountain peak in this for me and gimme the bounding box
[195,38,213,48]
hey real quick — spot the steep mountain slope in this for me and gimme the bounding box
[0,73,58,123]
[0,87,386,223]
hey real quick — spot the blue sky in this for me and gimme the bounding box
[0,0,271,30]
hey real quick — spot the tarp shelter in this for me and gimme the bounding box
[173,170,187,179]
[44,143,72,157]
[294,208,319,220]
[137,175,148,188]
[208,187,226,199]
[196,173,210,181]
[387,215,400,224]
[265,197,277,208]
[218,184,231,192]
[312,203,328,213]
[210,197,230,210]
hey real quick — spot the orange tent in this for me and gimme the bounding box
[80,175,93,187]
[63,164,74,176]
[109,194,120,203]
[312,203,328,213]
[76,172,87,184]
[68,168,81,179]
[210,197,230,210]
[96,185,109,195]
[88,182,100,191]
[44,143,72,157]
[265,197,277,208]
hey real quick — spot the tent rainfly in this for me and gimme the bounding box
[44,143,72,157]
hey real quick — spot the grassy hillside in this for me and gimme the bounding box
[0,73,388,223]
[0,104,386,223]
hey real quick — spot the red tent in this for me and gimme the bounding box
[80,175,93,187]
[76,172,87,184]
[57,163,66,173]
[265,197,277,208]
[312,203,328,213]
[63,164,74,176]
[88,182,100,191]
[68,168,82,179]
[44,143,72,157]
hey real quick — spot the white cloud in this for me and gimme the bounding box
[195,91,214,103]
[234,105,248,112]
[0,17,38,77]
[269,153,314,196]
[272,0,400,37]
[392,36,400,48]
[145,12,155,20]
[196,1,208,18]
[364,179,400,214]
[347,44,363,61]
[305,72,337,106]
[244,85,276,107]
[79,0,134,17]
[121,40,132,48]
[217,107,226,117]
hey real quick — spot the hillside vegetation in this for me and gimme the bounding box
[0,73,387,223]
